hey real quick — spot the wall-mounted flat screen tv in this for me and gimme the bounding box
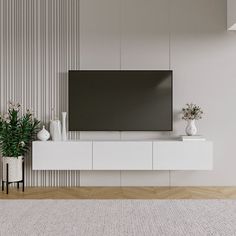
[69,70,173,131]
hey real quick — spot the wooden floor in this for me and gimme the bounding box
[1,187,236,199]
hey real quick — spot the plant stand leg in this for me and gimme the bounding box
[17,182,19,189]
[22,161,24,192]
[2,161,3,191]
[6,163,9,194]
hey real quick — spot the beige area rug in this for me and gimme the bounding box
[0,200,236,236]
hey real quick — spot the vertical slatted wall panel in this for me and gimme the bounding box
[0,0,80,186]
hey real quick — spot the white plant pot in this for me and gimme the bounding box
[185,119,197,136]
[2,156,23,182]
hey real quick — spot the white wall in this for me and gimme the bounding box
[1,0,236,186]
[171,0,236,185]
[80,0,236,186]
[227,0,236,29]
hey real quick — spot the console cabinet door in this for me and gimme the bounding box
[153,141,213,170]
[93,141,152,170]
[32,141,92,170]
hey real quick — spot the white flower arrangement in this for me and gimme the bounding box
[182,103,203,121]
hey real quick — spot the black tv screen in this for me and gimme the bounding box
[69,70,173,131]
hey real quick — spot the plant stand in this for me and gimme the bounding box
[2,160,24,194]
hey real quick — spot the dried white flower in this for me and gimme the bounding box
[9,101,21,111]
[19,141,25,147]
[182,103,203,121]
[3,113,9,119]
[1,113,10,123]
[3,113,9,121]
[26,109,34,115]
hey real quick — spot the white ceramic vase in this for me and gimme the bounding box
[37,125,50,141]
[50,120,62,141]
[2,156,23,182]
[62,112,67,141]
[185,119,197,136]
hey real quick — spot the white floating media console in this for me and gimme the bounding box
[93,141,153,170]
[33,141,92,170]
[32,140,213,171]
[153,141,212,170]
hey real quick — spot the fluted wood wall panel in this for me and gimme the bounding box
[0,0,81,186]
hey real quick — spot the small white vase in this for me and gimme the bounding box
[62,112,67,141]
[2,156,23,182]
[185,119,197,136]
[50,120,62,141]
[37,126,50,141]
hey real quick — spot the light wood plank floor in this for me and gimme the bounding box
[1,187,236,199]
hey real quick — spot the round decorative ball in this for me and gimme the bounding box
[37,125,50,141]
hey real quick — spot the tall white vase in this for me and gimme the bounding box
[185,119,197,136]
[62,112,67,141]
[50,120,62,141]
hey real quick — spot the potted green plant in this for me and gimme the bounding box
[0,102,40,182]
